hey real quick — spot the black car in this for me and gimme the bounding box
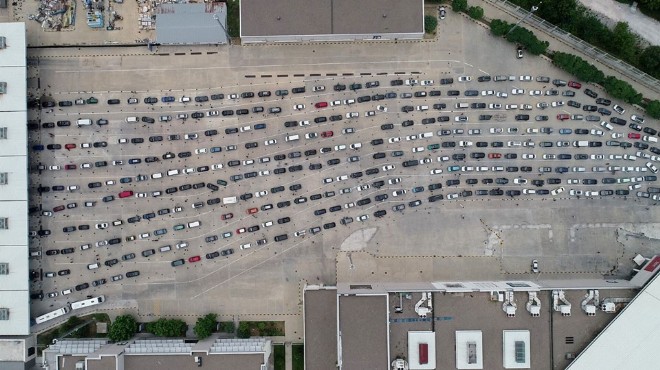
[105,258,119,267]
[402,160,418,167]
[327,158,341,166]
[584,89,598,98]
[178,151,191,158]
[58,269,71,276]
[277,217,291,224]
[56,120,71,127]
[374,210,387,218]
[334,83,347,91]
[211,94,224,100]
[366,168,380,175]
[452,153,465,161]
[373,152,386,159]
[292,87,306,94]
[515,114,530,121]
[471,152,485,159]
[131,138,144,144]
[75,283,90,291]
[381,123,394,130]
[144,97,158,104]
[126,271,140,278]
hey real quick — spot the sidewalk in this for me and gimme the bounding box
[477,0,660,99]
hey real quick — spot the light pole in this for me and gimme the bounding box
[506,2,541,36]
[213,13,231,45]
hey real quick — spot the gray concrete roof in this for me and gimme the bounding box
[240,0,422,37]
[338,295,389,370]
[156,3,228,45]
[304,288,337,370]
[123,353,265,370]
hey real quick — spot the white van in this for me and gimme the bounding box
[285,134,300,142]
[222,196,237,204]
[151,172,163,179]
[643,135,658,143]
[159,245,172,253]
[167,169,180,176]
[187,221,201,228]
[454,103,469,109]
[61,289,73,295]
[76,119,92,126]
[416,105,429,111]
[505,104,518,110]
[87,263,99,270]
[125,116,138,123]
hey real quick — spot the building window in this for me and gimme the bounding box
[0,127,7,139]
[0,173,7,185]
[0,263,7,275]
[0,308,8,320]
[0,218,7,229]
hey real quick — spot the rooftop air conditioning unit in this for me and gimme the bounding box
[0,37,6,49]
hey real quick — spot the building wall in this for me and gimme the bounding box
[242,32,422,44]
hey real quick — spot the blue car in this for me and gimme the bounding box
[254,123,267,130]
[559,128,572,135]
[161,96,175,103]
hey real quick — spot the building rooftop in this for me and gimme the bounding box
[304,287,338,370]
[240,0,422,37]
[338,295,389,370]
[155,3,228,45]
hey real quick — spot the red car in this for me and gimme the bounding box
[628,133,641,139]
[321,131,334,138]
[568,81,582,89]
[188,256,201,263]
[315,102,328,108]
[236,227,246,234]
[247,208,258,215]
[53,205,65,212]
[488,153,502,159]
[64,143,76,150]
[221,213,233,220]
[65,164,77,170]
[556,114,570,121]
[118,190,134,198]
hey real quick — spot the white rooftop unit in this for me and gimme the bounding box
[503,330,530,368]
[407,331,435,370]
[525,292,541,317]
[552,290,572,316]
[456,330,483,369]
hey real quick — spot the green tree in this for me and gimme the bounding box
[602,76,643,105]
[467,6,484,20]
[146,318,187,337]
[638,0,660,11]
[108,315,137,342]
[551,52,604,84]
[639,46,660,79]
[646,100,660,119]
[193,314,217,339]
[611,22,639,62]
[490,19,511,36]
[424,15,438,34]
[452,0,468,12]
[237,322,251,338]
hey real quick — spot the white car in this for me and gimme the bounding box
[420,80,434,86]
[430,169,443,175]
[331,100,342,106]
[195,148,208,155]
[357,214,369,222]
[365,111,376,117]
[255,190,268,198]
[447,193,459,200]
[611,132,623,138]
[299,120,310,126]
[511,89,524,95]
[356,184,370,191]
[526,128,539,134]
[350,143,362,150]
[259,170,270,176]
[305,132,318,139]
[490,127,503,134]
[294,230,306,237]
[482,90,494,96]
[513,178,528,184]
[412,146,425,153]
[567,179,579,184]
[336,175,348,182]
[551,101,565,107]
[323,177,333,184]
[590,129,604,136]
[376,105,388,112]
[207,110,219,117]
[344,99,355,105]
[529,90,542,96]
[335,144,347,151]
[551,187,565,196]
[184,133,198,140]
[496,91,508,98]
[313,85,325,92]
[522,153,535,159]
[135,193,147,198]
[211,163,223,170]
[458,141,473,147]
[49,165,61,171]
[95,223,108,229]
[382,164,396,172]
[388,137,401,143]
[569,189,583,196]
[265,139,277,146]
[106,180,116,185]
[344,202,355,209]
[112,160,123,166]
[419,158,432,164]
[488,103,502,109]
[519,75,532,81]
[590,154,604,160]
[346,112,359,119]
[293,104,305,110]
[118,138,128,144]
[406,135,417,141]
[388,178,401,185]
[455,115,469,122]
[458,76,472,82]
[240,243,252,250]
[392,189,407,197]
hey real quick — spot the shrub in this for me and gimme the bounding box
[552,52,605,84]
[639,46,660,79]
[646,100,660,119]
[193,314,217,339]
[146,318,187,337]
[452,0,468,12]
[467,6,484,20]
[237,322,251,338]
[108,315,137,342]
[602,76,643,105]
[424,15,438,34]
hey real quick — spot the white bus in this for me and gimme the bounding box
[34,307,69,324]
[71,296,105,310]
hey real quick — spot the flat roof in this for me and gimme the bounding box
[408,331,436,369]
[338,295,389,370]
[304,287,338,370]
[241,0,422,37]
[155,3,228,45]
[566,272,660,369]
[502,330,530,369]
[124,353,265,370]
[0,22,29,337]
[455,331,483,369]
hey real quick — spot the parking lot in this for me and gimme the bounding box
[26,12,659,332]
